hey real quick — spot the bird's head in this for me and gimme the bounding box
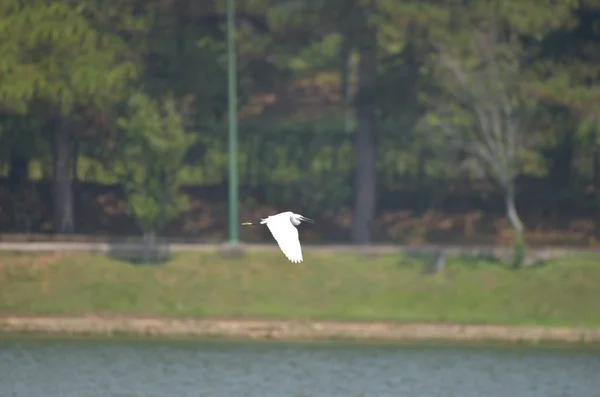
[290,213,314,226]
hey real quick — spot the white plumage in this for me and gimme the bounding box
[242,211,314,263]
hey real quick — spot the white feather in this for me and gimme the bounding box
[242,211,312,263]
[250,211,312,263]
[263,213,303,263]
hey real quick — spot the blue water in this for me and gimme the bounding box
[0,338,598,397]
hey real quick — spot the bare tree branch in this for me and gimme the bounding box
[431,18,530,238]
[437,47,505,172]
[434,24,525,188]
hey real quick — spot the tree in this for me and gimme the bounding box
[220,0,380,242]
[528,3,600,190]
[349,0,451,242]
[427,16,533,264]
[0,113,47,232]
[0,0,141,233]
[352,20,378,244]
[115,92,195,260]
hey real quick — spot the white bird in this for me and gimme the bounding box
[241,211,314,263]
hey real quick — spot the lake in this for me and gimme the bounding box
[0,337,598,397]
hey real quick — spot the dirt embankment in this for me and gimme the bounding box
[1,317,599,344]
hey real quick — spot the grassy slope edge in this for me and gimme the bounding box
[0,251,598,327]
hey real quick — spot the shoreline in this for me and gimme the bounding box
[1,317,599,344]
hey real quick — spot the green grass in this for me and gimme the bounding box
[0,251,599,327]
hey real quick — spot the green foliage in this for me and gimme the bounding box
[0,113,47,161]
[423,0,545,186]
[0,0,140,114]
[141,1,229,123]
[115,92,196,234]
[1,0,600,241]
[287,33,343,72]
[576,116,600,148]
[526,2,600,114]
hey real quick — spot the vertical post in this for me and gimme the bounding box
[227,0,239,243]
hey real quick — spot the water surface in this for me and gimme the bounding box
[0,338,598,397]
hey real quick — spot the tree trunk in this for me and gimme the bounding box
[8,154,30,232]
[416,148,427,187]
[340,38,354,134]
[505,184,524,236]
[352,28,377,244]
[8,154,28,193]
[143,230,157,264]
[505,183,526,268]
[158,169,167,231]
[72,139,79,184]
[593,144,600,190]
[53,120,75,233]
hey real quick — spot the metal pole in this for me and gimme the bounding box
[227,0,239,244]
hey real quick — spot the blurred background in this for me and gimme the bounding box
[3,4,600,395]
[0,0,599,250]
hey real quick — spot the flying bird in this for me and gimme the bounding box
[241,211,314,263]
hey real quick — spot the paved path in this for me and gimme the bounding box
[0,240,597,258]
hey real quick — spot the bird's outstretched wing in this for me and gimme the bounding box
[265,217,303,263]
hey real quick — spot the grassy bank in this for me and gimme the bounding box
[0,250,599,327]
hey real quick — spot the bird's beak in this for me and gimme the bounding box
[241,222,254,226]
[300,216,314,223]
